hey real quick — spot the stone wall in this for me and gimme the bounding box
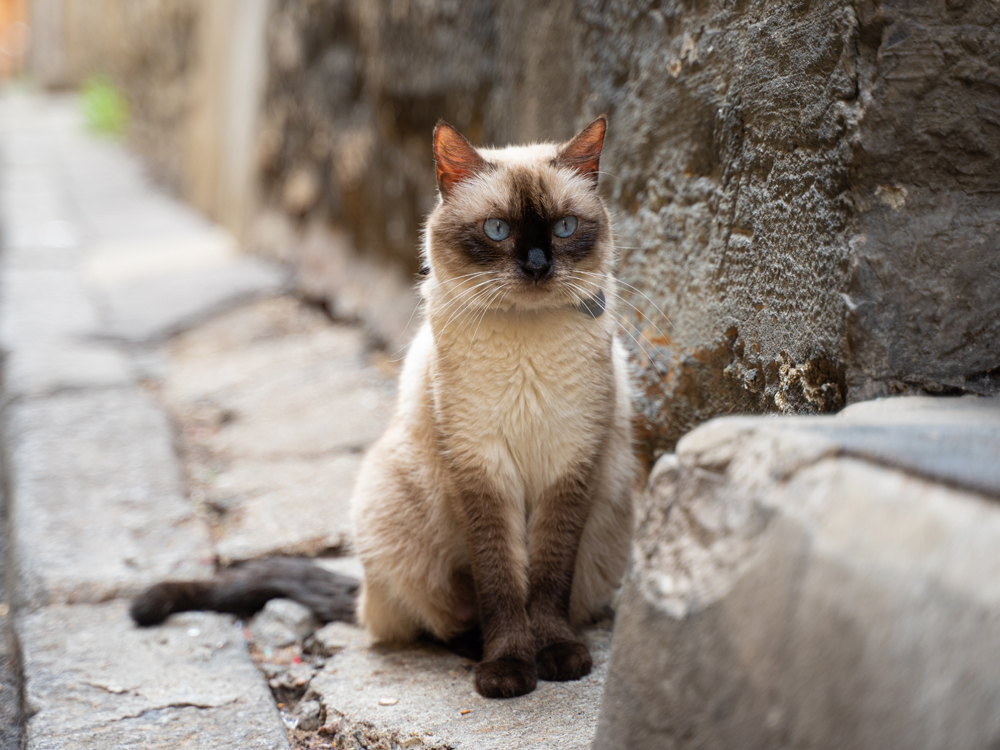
[250,0,999,459]
[28,0,199,190]
[27,0,269,237]
[32,0,999,457]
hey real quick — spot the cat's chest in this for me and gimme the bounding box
[433,312,611,490]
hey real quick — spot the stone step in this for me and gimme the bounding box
[596,396,1000,750]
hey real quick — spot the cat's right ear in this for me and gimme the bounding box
[433,121,485,197]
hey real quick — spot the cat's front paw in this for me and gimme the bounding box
[475,656,537,698]
[536,640,592,682]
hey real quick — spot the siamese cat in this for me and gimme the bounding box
[132,117,638,700]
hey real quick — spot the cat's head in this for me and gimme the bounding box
[424,117,613,313]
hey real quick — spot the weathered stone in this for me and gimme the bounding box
[3,343,133,401]
[595,396,1000,750]
[8,388,213,607]
[0,449,25,748]
[211,454,361,564]
[161,296,393,562]
[294,699,324,731]
[249,599,318,650]
[236,0,999,457]
[310,621,356,657]
[307,620,613,750]
[83,227,287,343]
[19,602,289,749]
[0,269,101,348]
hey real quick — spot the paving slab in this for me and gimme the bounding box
[8,388,213,607]
[251,617,612,750]
[97,260,287,343]
[0,268,100,346]
[80,225,287,344]
[161,297,394,562]
[21,602,289,750]
[2,342,132,401]
[0,89,297,750]
[165,303,393,457]
[211,453,361,564]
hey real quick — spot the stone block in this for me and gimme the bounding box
[3,343,132,401]
[306,620,613,750]
[92,258,287,343]
[211,454,361,564]
[0,269,100,349]
[20,602,289,749]
[594,396,1000,750]
[166,318,393,457]
[8,388,213,607]
[249,599,317,650]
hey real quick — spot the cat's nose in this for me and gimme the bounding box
[519,247,551,280]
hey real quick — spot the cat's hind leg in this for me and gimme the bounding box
[568,411,638,626]
[352,440,473,644]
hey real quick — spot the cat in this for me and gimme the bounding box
[131,116,638,700]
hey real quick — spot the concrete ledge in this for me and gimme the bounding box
[595,396,1000,750]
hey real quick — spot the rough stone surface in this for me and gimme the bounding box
[28,0,1000,451]
[250,599,318,650]
[0,437,25,749]
[255,618,613,750]
[20,602,289,750]
[0,90,299,750]
[595,396,1000,750]
[7,388,214,608]
[243,0,1000,458]
[159,295,394,562]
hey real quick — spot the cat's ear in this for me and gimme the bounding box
[557,116,607,184]
[433,121,486,196]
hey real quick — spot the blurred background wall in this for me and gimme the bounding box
[0,0,27,79]
[19,0,1000,461]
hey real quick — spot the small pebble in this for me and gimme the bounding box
[378,697,399,706]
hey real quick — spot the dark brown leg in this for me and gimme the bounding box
[453,485,537,699]
[527,472,594,682]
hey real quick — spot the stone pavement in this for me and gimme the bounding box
[0,90,290,749]
[0,90,612,749]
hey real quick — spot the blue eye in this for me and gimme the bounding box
[553,216,578,238]
[483,218,511,241]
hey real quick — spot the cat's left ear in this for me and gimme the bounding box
[433,121,486,197]
[557,116,607,185]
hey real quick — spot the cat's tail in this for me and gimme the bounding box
[129,557,359,626]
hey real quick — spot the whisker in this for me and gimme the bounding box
[564,279,666,377]
[574,268,675,331]
[387,270,493,356]
[436,284,499,340]
[439,279,507,336]
[435,278,500,332]
[571,277,673,346]
[457,284,510,371]
[387,297,424,359]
